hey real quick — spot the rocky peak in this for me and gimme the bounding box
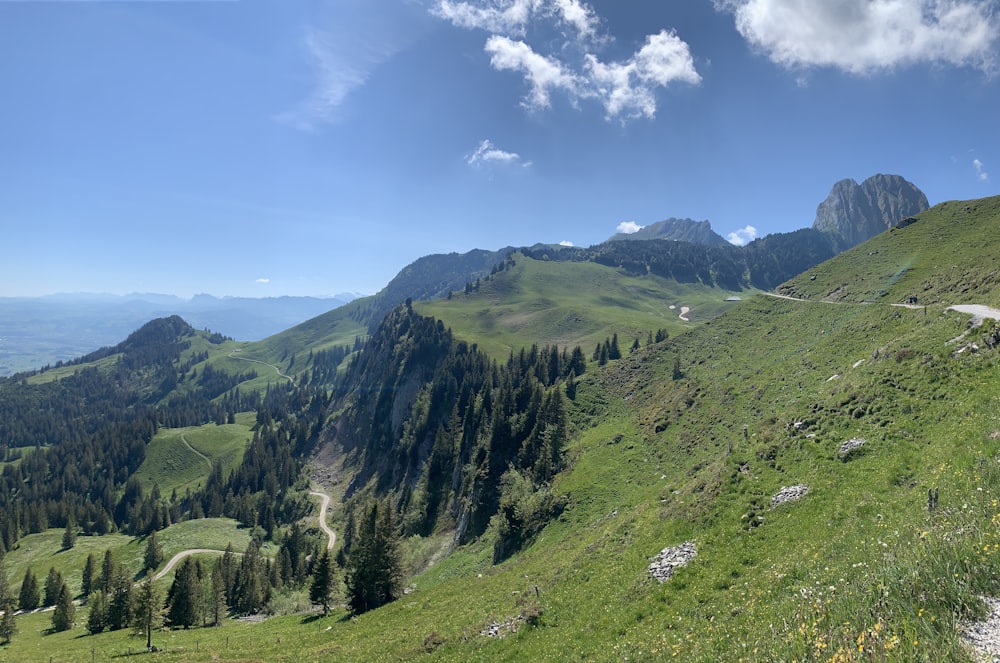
[812,174,929,248]
[607,218,730,247]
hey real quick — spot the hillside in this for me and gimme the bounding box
[416,253,745,360]
[779,194,1000,307]
[4,192,1000,661]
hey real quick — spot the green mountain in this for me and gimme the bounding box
[782,194,1000,307]
[5,193,1000,661]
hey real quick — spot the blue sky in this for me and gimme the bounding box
[1,0,997,298]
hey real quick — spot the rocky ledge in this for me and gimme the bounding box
[648,541,697,583]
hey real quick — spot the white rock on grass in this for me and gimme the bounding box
[839,437,866,456]
[771,484,809,507]
[648,541,697,583]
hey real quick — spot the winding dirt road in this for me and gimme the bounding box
[309,490,337,550]
[153,548,238,581]
[151,489,335,581]
[228,350,294,383]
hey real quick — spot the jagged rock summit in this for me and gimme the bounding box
[607,217,730,247]
[812,174,929,248]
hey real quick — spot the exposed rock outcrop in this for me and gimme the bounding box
[608,218,730,247]
[812,174,929,248]
[648,541,697,583]
[771,485,809,507]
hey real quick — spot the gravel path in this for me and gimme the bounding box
[962,597,1000,662]
[309,490,337,550]
[947,305,1000,325]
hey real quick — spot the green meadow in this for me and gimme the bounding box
[133,414,255,497]
[417,255,749,360]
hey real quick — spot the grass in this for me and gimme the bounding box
[11,294,1000,662]
[416,254,750,360]
[779,193,1000,307]
[7,202,1000,660]
[3,518,255,604]
[133,414,255,496]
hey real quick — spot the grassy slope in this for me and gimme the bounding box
[779,194,1000,307]
[417,255,749,360]
[10,295,1000,661]
[7,203,1000,661]
[228,298,369,378]
[3,519,253,600]
[133,413,256,497]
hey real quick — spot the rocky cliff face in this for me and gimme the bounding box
[608,218,730,247]
[812,174,929,248]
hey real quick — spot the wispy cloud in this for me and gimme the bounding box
[715,0,1000,74]
[617,221,643,234]
[277,27,400,131]
[726,225,758,246]
[256,278,271,284]
[974,158,990,181]
[433,1,700,121]
[466,139,530,167]
[278,2,429,131]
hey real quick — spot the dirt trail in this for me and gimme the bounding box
[309,490,337,550]
[180,433,212,473]
[153,548,237,581]
[151,490,335,582]
[228,350,293,383]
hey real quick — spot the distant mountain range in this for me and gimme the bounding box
[603,173,928,252]
[0,173,927,376]
[0,292,360,375]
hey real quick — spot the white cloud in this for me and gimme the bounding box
[433,0,543,35]
[559,239,574,246]
[617,221,643,234]
[585,30,701,119]
[716,0,1000,74]
[485,36,582,109]
[726,225,758,246]
[466,138,529,166]
[433,1,700,120]
[434,0,601,40]
[974,158,990,181]
[256,278,271,284]
[553,0,602,42]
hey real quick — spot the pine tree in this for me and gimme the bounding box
[143,531,164,573]
[166,557,200,628]
[86,590,107,634]
[345,499,402,615]
[106,565,133,630]
[99,549,115,594]
[609,333,621,360]
[309,549,335,615]
[18,569,39,611]
[130,577,163,650]
[0,561,9,606]
[62,517,76,550]
[0,599,16,644]
[43,566,63,607]
[207,558,228,626]
[81,553,95,598]
[51,582,75,632]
